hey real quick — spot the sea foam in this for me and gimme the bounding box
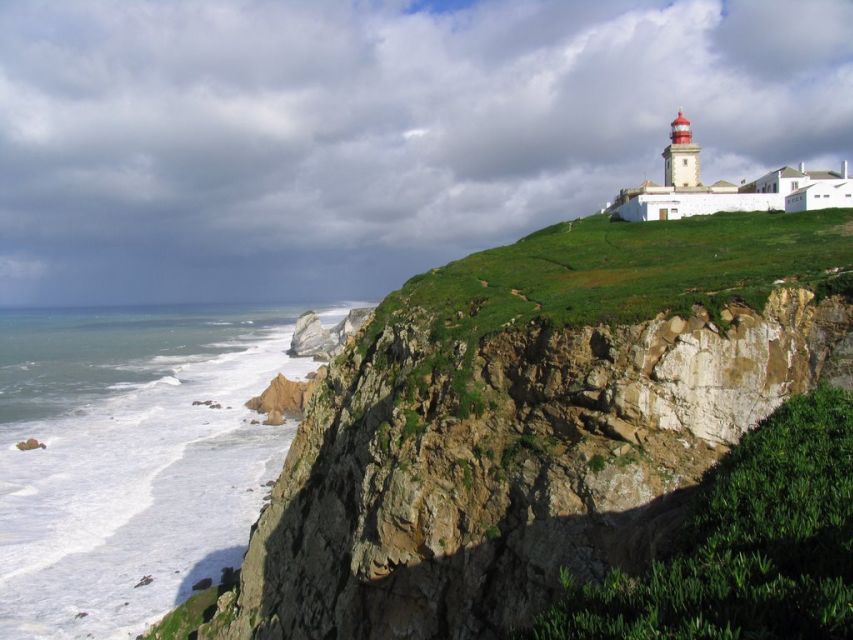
[0,310,347,639]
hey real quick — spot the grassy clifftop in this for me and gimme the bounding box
[365,208,852,348]
[359,208,852,413]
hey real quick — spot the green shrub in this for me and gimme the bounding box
[588,454,606,473]
[458,388,486,419]
[519,386,853,640]
[400,410,425,441]
[485,524,502,541]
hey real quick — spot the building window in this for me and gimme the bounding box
[671,208,679,214]
[791,181,799,190]
[682,159,688,166]
[846,194,851,198]
[773,184,777,193]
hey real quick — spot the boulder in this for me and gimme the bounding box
[16,438,46,451]
[133,575,153,588]
[288,311,337,357]
[246,373,310,417]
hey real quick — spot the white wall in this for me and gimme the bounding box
[786,182,853,212]
[618,193,785,222]
[754,171,806,196]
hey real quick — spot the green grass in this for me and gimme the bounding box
[517,385,853,639]
[141,586,219,640]
[588,454,607,473]
[456,458,474,490]
[401,409,426,441]
[360,209,853,413]
[485,524,502,541]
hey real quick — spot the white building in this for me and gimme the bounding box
[747,166,807,196]
[743,161,849,197]
[786,180,853,212]
[613,111,850,221]
[619,191,783,222]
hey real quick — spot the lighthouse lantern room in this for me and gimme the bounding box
[670,110,693,144]
[662,109,702,188]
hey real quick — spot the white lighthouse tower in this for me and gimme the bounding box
[662,109,702,188]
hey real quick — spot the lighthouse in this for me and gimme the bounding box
[662,109,702,188]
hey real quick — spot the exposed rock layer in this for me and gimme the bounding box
[206,289,851,640]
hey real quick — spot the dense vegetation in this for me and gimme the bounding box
[518,385,853,639]
[359,208,853,418]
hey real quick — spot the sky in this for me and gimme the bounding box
[1,0,851,307]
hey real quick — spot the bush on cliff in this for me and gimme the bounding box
[519,385,853,639]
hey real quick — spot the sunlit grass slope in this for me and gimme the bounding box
[359,208,852,411]
[366,208,852,349]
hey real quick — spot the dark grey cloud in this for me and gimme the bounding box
[0,0,850,307]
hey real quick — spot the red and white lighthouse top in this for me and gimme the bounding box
[670,110,692,144]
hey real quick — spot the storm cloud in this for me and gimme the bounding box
[1,0,850,306]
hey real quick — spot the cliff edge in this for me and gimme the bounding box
[175,210,853,639]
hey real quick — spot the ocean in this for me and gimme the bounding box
[0,303,361,639]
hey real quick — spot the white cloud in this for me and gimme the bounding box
[0,0,850,305]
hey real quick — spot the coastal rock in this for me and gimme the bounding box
[202,290,851,640]
[246,372,323,422]
[288,311,337,357]
[16,438,46,451]
[133,575,153,588]
[331,307,373,344]
[288,308,374,359]
[217,590,236,614]
[246,373,308,416]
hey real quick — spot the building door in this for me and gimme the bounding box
[659,208,668,221]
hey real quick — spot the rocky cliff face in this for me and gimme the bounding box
[204,288,851,640]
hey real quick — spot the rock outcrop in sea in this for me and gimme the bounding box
[198,287,851,639]
[287,308,372,360]
[16,438,46,451]
[245,371,326,424]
